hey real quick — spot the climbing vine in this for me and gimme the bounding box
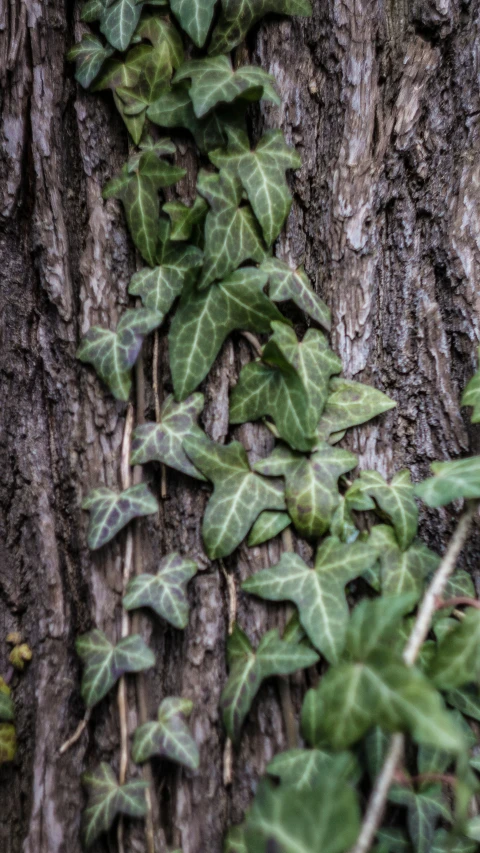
[4,0,478,850]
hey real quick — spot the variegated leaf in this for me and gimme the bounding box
[76,629,155,708]
[369,525,439,601]
[266,748,359,790]
[430,608,480,690]
[131,393,207,479]
[316,377,396,443]
[349,469,418,550]
[170,0,216,47]
[82,483,159,550]
[81,762,148,848]
[123,551,198,628]
[447,686,480,720]
[100,0,143,51]
[132,697,199,769]
[210,0,312,55]
[163,196,208,241]
[415,456,480,507]
[388,784,451,853]
[183,435,285,558]
[129,243,203,317]
[247,510,291,546]
[174,55,279,118]
[261,256,331,330]
[68,34,114,89]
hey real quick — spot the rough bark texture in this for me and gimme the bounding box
[1,0,480,851]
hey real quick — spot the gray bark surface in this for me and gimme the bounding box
[1,0,479,851]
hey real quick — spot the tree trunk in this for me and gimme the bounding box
[1,0,480,851]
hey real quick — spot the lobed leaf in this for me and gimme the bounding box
[129,243,203,318]
[350,469,418,550]
[369,525,439,602]
[68,34,114,89]
[266,748,359,790]
[82,762,148,847]
[247,510,291,546]
[82,483,159,550]
[131,393,207,479]
[123,551,198,628]
[415,457,480,507]
[163,196,208,241]
[261,256,331,330]
[132,697,199,769]
[100,0,143,51]
[429,608,480,690]
[173,55,279,118]
[316,377,396,443]
[170,0,216,47]
[210,0,312,55]
[388,784,451,853]
[76,629,155,708]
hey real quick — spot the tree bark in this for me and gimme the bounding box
[1,0,480,851]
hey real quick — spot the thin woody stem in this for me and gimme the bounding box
[278,527,299,750]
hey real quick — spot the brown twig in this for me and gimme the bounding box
[435,596,480,611]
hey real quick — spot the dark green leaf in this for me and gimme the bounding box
[82,483,159,550]
[430,608,480,689]
[210,0,312,55]
[247,510,291,546]
[261,256,331,330]
[123,551,198,628]
[461,348,480,423]
[163,196,208,240]
[316,377,396,443]
[131,393,207,480]
[369,525,439,602]
[82,762,148,847]
[170,0,216,47]
[415,457,480,507]
[76,630,155,707]
[100,0,143,51]
[267,747,359,790]
[81,0,107,23]
[174,55,279,118]
[432,829,478,853]
[0,686,14,722]
[132,697,199,769]
[349,470,418,550]
[447,685,480,721]
[68,34,114,89]
[129,243,203,317]
[389,784,451,853]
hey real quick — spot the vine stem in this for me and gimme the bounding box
[153,330,167,499]
[349,501,478,853]
[221,559,236,786]
[240,330,263,357]
[279,527,299,750]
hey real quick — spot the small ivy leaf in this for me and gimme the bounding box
[243,775,360,853]
[350,470,418,550]
[316,377,396,443]
[128,136,177,168]
[247,510,291,546]
[163,196,208,241]
[182,435,286,558]
[132,697,199,769]
[447,686,480,721]
[261,256,331,330]
[375,828,410,853]
[128,244,203,317]
[429,608,480,690]
[78,308,163,400]
[209,0,312,55]
[197,169,266,287]
[344,594,417,662]
[461,348,480,423]
[433,829,478,853]
[9,643,32,671]
[369,525,439,602]
[0,724,16,764]
[82,483,159,550]
[220,625,318,740]
[389,784,451,853]
[170,268,284,399]
[76,629,155,708]
[131,394,207,480]
[103,152,186,266]
[135,13,184,67]
[93,43,152,92]
[123,551,198,628]
[330,496,360,544]
[243,536,377,663]
[81,0,107,23]
[81,762,148,848]
[255,442,357,538]
[100,0,143,51]
[68,35,114,89]
[415,457,480,507]
[267,748,359,790]
[173,55,280,119]
[210,128,301,245]
[0,682,14,722]
[170,0,217,47]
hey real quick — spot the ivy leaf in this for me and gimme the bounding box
[135,13,184,66]
[316,377,396,443]
[429,608,480,690]
[81,763,148,848]
[388,784,451,853]
[461,348,480,423]
[254,442,357,538]
[170,0,216,47]
[173,55,279,118]
[68,35,114,89]
[129,244,203,318]
[243,775,360,853]
[0,683,14,722]
[447,685,480,721]
[169,268,284,399]
[81,0,107,23]
[225,827,248,853]
[76,630,155,708]
[0,724,16,764]
[77,308,163,400]
[197,169,266,287]
[103,152,186,266]
[182,435,286,558]
[247,510,291,546]
[131,394,207,480]
[209,128,301,245]
[369,525,439,602]
[220,625,318,740]
[132,697,199,769]
[100,0,143,51]
[261,257,331,330]
[123,551,198,628]
[163,196,208,241]
[415,457,480,507]
[266,748,359,790]
[350,470,418,550]
[82,483,159,550]
[210,0,312,55]
[433,829,478,853]
[242,536,377,663]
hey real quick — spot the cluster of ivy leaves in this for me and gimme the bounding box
[68,1,480,852]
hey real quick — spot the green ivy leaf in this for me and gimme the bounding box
[254,442,357,538]
[461,348,480,423]
[131,394,207,480]
[243,536,377,663]
[136,13,184,66]
[173,55,279,118]
[81,0,107,23]
[350,470,418,550]
[76,629,155,708]
[68,34,114,89]
[81,763,148,848]
[103,152,186,266]
[447,685,480,721]
[209,128,301,245]
[100,0,143,51]
[225,826,248,852]
[0,684,14,722]
[129,243,203,318]
[369,525,439,601]
[415,457,480,507]
[210,0,312,55]
[247,510,291,546]
[132,697,199,769]
[375,828,410,853]
[197,169,266,287]
[182,435,286,558]
[123,551,198,628]
[432,829,478,853]
[429,608,480,690]
[261,257,331,330]
[169,268,284,399]
[266,748,359,790]
[170,0,216,47]
[388,784,451,853]
[93,44,151,92]
[163,196,208,241]
[316,377,396,443]
[220,625,318,740]
[0,724,16,764]
[82,483,159,550]
[77,308,162,401]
